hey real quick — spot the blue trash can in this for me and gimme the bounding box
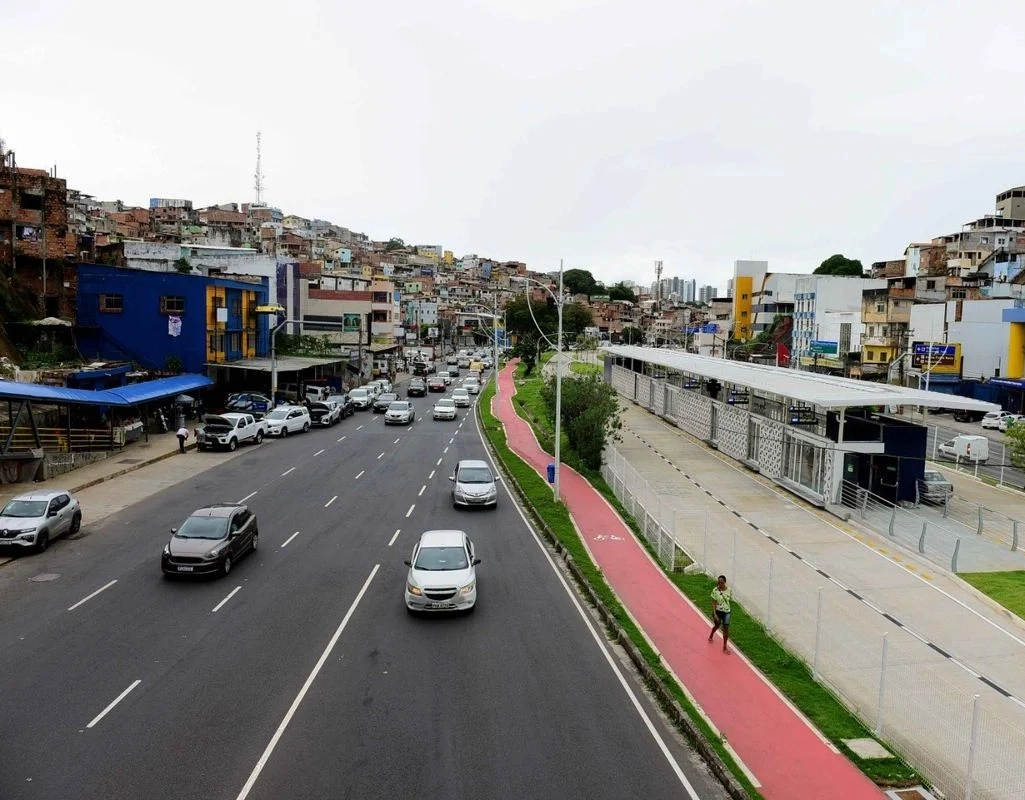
[547,463,556,484]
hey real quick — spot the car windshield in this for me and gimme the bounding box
[414,545,469,571]
[1,499,48,518]
[351,389,368,398]
[378,393,397,402]
[454,389,468,395]
[458,467,493,484]
[389,402,410,411]
[436,399,455,408]
[265,408,290,420]
[176,516,229,539]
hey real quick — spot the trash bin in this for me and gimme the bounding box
[547,463,556,484]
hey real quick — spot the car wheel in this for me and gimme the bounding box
[280,427,288,438]
[70,513,82,535]
[228,438,238,452]
[303,422,310,432]
[222,555,233,576]
[36,530,49,553]
[255,430,264,444]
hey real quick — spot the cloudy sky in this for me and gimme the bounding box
[3,0,1023,291]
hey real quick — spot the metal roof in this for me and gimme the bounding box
[0,374,213,407]
[206,356,346,372]
[607,345,1000,412]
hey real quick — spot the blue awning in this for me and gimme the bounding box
[0,374,213,407]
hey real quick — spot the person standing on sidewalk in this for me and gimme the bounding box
[176,425,189,454]
[708,575,733,654]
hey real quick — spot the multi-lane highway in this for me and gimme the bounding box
[0,380,726,800]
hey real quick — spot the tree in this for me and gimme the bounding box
[561,302,594,336]
[504,295,558,337]
[384,237,405,252]
[1006,423,1025,468]
[814,254,864,276]
[620,326,644,345]
[608,282,638,303]
[562,268,603,298]
[513,332,544,376]
[541,373,620,470]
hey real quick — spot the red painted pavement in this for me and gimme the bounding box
[492,360,884,799]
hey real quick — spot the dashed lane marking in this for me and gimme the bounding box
[354,470,364,480]
[325,495,337,508]
[281,531,300,548]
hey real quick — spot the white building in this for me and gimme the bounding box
[908,298,1015,384]
[792,275,886,368]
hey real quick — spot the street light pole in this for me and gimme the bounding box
[270,317,290,404]
[554,259,564,501]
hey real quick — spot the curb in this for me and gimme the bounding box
[476,393,752,800]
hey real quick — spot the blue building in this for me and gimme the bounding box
[76,265,270,374]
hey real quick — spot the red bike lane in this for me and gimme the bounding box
[492,360,884,799]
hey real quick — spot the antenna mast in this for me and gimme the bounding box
[254,131,265,205]
[655,259,663,311]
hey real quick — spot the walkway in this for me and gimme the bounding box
[492,360,884,800]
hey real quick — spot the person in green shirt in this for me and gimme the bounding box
[708,574,733,654]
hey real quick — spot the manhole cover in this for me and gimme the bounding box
[30,573,61,583]
[118,458,144,465]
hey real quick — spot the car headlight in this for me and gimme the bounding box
[458,580,475,596]
[407,583,423,596]
[204,545,227,561]
[163,543,170,557]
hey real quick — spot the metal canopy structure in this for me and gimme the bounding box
[0,374,213,407]
[206,356,345,372]
[607,345,999,413]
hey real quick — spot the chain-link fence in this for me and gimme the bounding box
[603,445,1025,800]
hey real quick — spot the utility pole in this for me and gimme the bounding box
[254,131,265,205]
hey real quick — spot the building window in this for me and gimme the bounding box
[209,333,225,352]
[228,333,241,352]
[160,295,185,314]
[951,288,966,299]
[230,299,242,317]
[866,351,874,361]
[876,302,885,313]
[100,294,124,313]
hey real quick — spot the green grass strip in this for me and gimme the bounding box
[960,571,1025,621]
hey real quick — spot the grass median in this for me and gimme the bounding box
[486,363,922,790]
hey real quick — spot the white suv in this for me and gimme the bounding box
[263,405,311,437]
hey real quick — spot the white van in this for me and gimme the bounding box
[938,434,989,464]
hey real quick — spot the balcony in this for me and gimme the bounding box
[862,336,892,347]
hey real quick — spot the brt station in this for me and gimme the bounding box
[604,345,999,509]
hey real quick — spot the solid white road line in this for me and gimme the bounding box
[377,452,385,460]
[234,566,379,800]
[237,491,258,503]
[67,579,118,612]
[324,495,337,508]
[212,586,242,613]
[418,485,426,497]
[388,529,401,547]
[354,470,365,480]
[87,679,141,729]
[281,531,300,548]
[281,467,296,477]
[406,504,415,518]
[337,435,347,442]
[428,469,435,480]
[314,449,325,457]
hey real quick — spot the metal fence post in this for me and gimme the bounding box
[952,538,961,573]
[702,510,709,570]
[767,553,775,633]
[813,587,824,680]
[1013,520,1019,552]
[875,633,889,735]
[919,522,927,554]
[965,694,981,800]
[977,506,984,536]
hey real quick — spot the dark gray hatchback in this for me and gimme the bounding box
[161,503,258,577]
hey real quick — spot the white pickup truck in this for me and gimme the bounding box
[197,412,268,451]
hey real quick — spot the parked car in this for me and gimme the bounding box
[326,393,355,418]
[161,503,258,577]
[309,400,343,427]
[385,400,416,425]
[407,378,427,397]
[404,529,480,613]
[198,413,267,451]
[938,434,989,464]
[450,459,499,508]
[0,489,82,552]
[264,405,312,437]
[427,376,446,393]
[373,392,399,413]
[452,387,471,408]
[981,411,1014,430]
[349,388,373,410]
[998,414,1025,433]
[919,469,953,504]
[952,409,986,423]
[433,398,457,420]
[225,392,272,417]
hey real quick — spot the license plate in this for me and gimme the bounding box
[429,602,450,609]
[177,566,194,572]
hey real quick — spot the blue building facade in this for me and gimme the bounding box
[76,265,270,374]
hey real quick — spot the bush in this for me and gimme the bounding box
[540,372,620,470]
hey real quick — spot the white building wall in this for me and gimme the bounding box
[945,299,1014,380]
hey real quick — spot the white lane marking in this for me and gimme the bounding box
[67,579,118,612]
[212,586,242,613]
[86,679,141,729]
[337,435,347,442]
[443,446,449,454]
[234,566,379,800]
[449,437,455,444]
[281,467,296,477]
[436,458,443,466]
[237,491,258,503]
[281,531,300,548]
[388,529,401,547]
[470,393,704,797]
[406,504,415,518]
[354,470,365,480]
[356,425,364,431]
[428,469,435,480]
[314,449,325,457]
[325,495,337,508]
[418,485,426,497]
[393,438,400,444]
[377,452,385,460]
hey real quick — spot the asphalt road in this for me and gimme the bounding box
[0,378,724,800]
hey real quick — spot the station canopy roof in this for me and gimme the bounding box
[207,356,346,372]
[0,374,213,407]
[606,345,1000,413]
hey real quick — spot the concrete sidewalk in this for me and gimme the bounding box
[610,401,1025,799]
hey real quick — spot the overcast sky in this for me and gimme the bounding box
[3,0,1024,291]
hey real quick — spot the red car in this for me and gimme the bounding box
[428,377,446,392]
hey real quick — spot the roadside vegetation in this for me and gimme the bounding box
[482,359,921,790]
[960,571,1025,620]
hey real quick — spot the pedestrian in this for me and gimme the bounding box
[708,574,733,654]
[176,425,189,454]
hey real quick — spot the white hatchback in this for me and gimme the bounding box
[404,529,479,613]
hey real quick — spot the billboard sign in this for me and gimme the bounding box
[342,313,361,333]
[911,342,960,373]
[810,340,838,356]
